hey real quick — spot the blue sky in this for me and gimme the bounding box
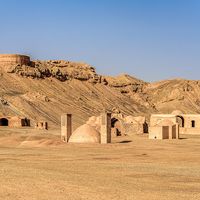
[0,0,200,81]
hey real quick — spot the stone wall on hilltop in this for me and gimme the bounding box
[0,54,30,67]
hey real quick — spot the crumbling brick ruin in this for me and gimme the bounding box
[0,116,30,128]
[0,54,30,66]
[35,121,48,130]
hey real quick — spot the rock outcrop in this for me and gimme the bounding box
[7,60,102,83]
[1,55,200,129]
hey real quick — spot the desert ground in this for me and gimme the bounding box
[0,128,199,200]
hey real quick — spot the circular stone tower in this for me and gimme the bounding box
[0,54,30,66]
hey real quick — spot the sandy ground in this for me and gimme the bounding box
[0,128,200,200]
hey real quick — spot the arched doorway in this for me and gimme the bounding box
[176,116,184,127]
[111,118,122,136]
[0,118,9,126]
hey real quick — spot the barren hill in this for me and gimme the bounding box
[0,55,200,128]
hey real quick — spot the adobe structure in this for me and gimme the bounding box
[149,118,179,140]
[61,112,112,144]
[149,110,200,139]
[0,116,30,128]
[100,112,112,144]
[0,54,30,66]
[86,113,147,137]
[61,114,72,142]
[35,121,48,130]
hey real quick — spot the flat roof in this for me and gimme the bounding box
[151,114,200,117]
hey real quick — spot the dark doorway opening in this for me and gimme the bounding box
[143,122,149,133]
[192,120,195,128]
[162,126,169,139]
[111,118,122,136]
[0,118,9,126]
[22,118,30,127]
[176,116,184,127]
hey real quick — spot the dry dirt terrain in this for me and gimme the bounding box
[0,128,199,200]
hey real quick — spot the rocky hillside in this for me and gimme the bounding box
[0,59,200,129]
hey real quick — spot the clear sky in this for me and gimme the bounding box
[0,0,200,82]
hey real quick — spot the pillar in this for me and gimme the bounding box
[169,125,173,139]
[61,114,72,143]
[176,123,179,139]
[100,112,111,144]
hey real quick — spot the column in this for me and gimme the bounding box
[100,112,111,144]
[176,123,179,139]
[61,114,72,143]
[169,126,173,139]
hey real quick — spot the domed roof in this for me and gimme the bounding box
[171,110,183,115]
[86,116,101,132]
[157,119,175,126]
[69,124,100,144]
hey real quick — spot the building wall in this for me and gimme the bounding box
[149,125,178,140]
[151,114,200,135]
[181,127,200,134]
[178,115,200,134]
[9,118,22,128]
[149,126,163,139]
[0,116,30,128]
[182,115,200,128]
[0,54,30,66]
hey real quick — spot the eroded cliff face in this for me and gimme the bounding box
[6,60,108,84]
[0,58,200,128]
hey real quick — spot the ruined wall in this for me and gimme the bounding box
[0,54,30,66]
[35,121,48,130]
[9,117,23,128]
[0,116,30,128]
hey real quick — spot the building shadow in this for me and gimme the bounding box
[179,137,188,140]
[118,140,132,143]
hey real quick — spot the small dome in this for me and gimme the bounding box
[69,124,100,143]
[86,116,101,132]
[158,119,175,126]
[171,110,183,115]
